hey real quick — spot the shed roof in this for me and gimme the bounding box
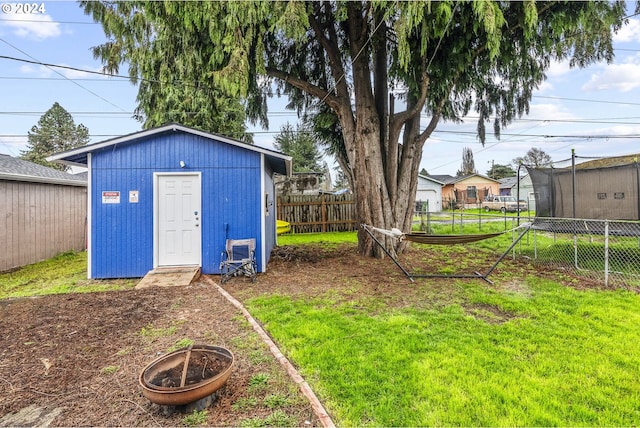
[47,123,292,176]
[574,153,640,170]
[0,154,86,186]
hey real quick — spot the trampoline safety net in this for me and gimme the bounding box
[527,163,640,220]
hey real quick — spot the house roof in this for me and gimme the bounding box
[418,174,445,185]
[428,174,456,184]
[47,123,292,176]
[0,154,86,186]
[436,173,501,184]
[499,176,518,189]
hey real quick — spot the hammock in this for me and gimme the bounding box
[361,223,532,283]
[362,224,526,245]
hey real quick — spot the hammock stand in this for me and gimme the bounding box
[361,223,532,284]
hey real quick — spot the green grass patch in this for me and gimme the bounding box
[100,365,120,375]
[277,231,357,246]
[167,338,195,352]
[248,373,270,393]
[182,409,208,427]
[139,322,180,341]
[0,251,136,299]
[239,410,296,428]
[263,393,290,409]
[245,283,640,426]
[232,397,259,412]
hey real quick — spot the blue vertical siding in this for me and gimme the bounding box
[90,131,265,278]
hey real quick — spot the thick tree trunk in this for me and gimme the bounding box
[340,1,418,258]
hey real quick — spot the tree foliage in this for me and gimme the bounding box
[82,1,250,140]
[513,147,553,168]
[487,163,516,179]
[273,123,323,173]
[456,147,477,177]
[20,102,89,171]
[83,0,628,257]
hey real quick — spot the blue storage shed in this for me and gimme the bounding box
[48,123,291,279]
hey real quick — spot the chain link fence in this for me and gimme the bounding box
[414,210,640,288]
[519,218,640,288]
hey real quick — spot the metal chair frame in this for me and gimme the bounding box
[219,238,257,283]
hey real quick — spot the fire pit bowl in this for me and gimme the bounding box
[139,344,234,406]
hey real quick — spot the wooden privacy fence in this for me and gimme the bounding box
[277,194,357,233]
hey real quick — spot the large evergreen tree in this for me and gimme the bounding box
[84,2,249,140]
[20,102,89,171]
[82,1,627,257]
[456,147,477,177]
[273,123,323,173]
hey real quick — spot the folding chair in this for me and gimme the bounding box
[219,238,257,283]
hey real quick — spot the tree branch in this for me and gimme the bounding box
[307,5,350,100]
[265,67,342,110]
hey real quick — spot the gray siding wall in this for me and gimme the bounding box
[0,180,87,272]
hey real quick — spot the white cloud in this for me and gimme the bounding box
[535,80,554,94]
[581,62,640,92]
[19,63,52,77]
[545,60,572,78]
[19,62,106,80]
[614,18,640,43]
[526,103,578,121]
[1,12,61,40]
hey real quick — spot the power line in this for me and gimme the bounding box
[4,55,640,109]
[0,55,215,91]
[0,41,128,112]
[532,95,640,106]
[4,109,640,125]
[0,55,131,79]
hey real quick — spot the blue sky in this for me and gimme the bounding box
[1,1,640,178]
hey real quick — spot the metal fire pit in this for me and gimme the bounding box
[139,344,234,406]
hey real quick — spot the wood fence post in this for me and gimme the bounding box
[320,194,325,232]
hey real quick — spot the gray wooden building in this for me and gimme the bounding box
[0,155,87,272]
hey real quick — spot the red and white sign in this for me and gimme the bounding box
[102,191,121,204]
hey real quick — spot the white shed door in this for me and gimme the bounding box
[157,174,201,267]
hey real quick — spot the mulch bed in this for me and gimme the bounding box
[0,281,318,427]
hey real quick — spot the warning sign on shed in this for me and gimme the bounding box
[102,191,121,204]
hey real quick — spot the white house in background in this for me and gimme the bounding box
[502,173,536,212]
[416,174,444,212]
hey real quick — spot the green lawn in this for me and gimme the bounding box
[245,282,640,426]
[252,231,640,426]
[2,238,639,426]
[0,251,136,299]
[277,230,358,246]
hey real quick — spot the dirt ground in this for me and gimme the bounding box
[0,243,597,427]
[0,276,323,427]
